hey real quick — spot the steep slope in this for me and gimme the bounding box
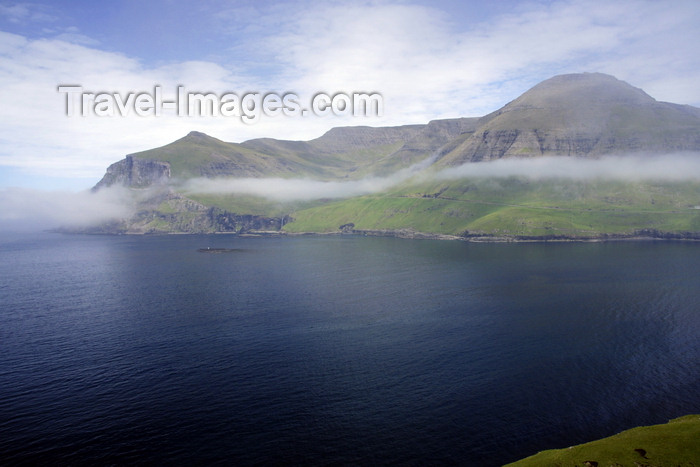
[93,156,171,191]
[87,72,700,237]
[98,131,323,185]
[238,121,482,177]
[438,73,700,164]
[505,414,700,467]
[367,117,484,174]
[95,73,700,192]
[93,119,482,191]
[284,178,700,239]
[239,124,426,177]
[94,126,435,189]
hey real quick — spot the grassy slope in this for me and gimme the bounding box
[131,135,314,178]
[241,138,410,178]
[243,139,441,179]
[283,178,700,237]
[133,133,416,181]
[505,415,700,467]
[184,193,331,218]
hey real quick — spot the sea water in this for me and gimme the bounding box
[1,233,699,465]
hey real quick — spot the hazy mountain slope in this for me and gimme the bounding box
[92,120,481,191]
[366,118,484,175]
[438,73,700,164]
[107,131,328,182]
[94,72,700,192]
[240,124,426,178]
[87,72,700,237]
[94,126,434,189]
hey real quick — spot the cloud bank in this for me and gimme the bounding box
[0,186,133,231]
[437,154,700,182]
[180,153,438,201]
[1,0,700,189]
[178,154,700,202]
[1,154,699,231]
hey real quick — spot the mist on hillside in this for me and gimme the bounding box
[3,153,700,232]
[0,186,134,232]
[436,153,700,182]
[179,153,439,201]
[180,153,700,201]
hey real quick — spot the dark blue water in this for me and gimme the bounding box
[1,233,699,465]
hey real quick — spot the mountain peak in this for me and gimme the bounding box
[437,72,700,164]
[509,72,655,108]
[94,72,700,190]
[182,130,218,142]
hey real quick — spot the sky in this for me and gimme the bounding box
[0,0,699,191]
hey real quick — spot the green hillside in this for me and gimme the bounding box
[505,415,700,467]
[130,131,328,179]
[89,73,700,237]
[128,124,447,181]
[284,177,700,238]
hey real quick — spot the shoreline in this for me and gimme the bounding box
[295,228,700,243]
[54,227,700,243]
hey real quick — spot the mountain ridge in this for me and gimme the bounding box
[86,72,700,238]
[95,72,700,191]
[438,73,700,164]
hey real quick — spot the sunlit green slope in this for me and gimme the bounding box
[284,178,700,238]
[505,415,700,467]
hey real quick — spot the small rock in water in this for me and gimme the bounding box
[197,248,242,253]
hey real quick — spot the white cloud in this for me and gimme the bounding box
[0,0,699,190]
[179,152,436,201]
[0,3,30,23]
[0,31,273,181]
[252,0,700,118]
[169,153,700,203]
[0,2,57,24]
[437,154,700,182]
[0,185,134,231]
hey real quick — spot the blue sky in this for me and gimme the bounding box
[1,0,699,191]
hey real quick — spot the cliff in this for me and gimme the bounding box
[438,73,700,164]
[86,72,700,237]
[92,155,171,190]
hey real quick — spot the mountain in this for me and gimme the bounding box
[439,72,700,164]
[87,72,700,238]
[94,123,460,189]
[95,73,700,191]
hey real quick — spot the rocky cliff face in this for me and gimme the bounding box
[126,205,290,235]
[92,155,171,190]
[82,189,291,234]
[307,125,425,153]
[84,72,700,235]
[360,118,483,174]
[438,73,700,165]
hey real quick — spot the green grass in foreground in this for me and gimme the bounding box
[283,178,700,237]
[505,415,700,467]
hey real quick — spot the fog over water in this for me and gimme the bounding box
[0,186,134,231]
[2,153,699,230]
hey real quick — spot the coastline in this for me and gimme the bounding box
[290,228,700,243]
[55,227,700,243]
